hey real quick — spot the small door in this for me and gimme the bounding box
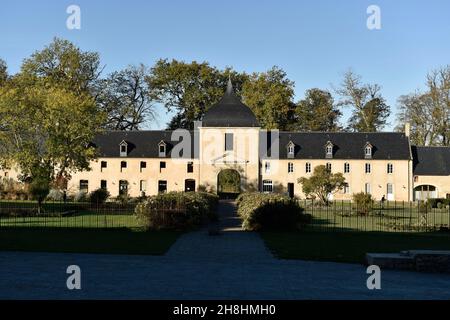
[288,183,294,198]
[387,183,394,201]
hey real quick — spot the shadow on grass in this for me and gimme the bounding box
[260,229,450,264]
[0,227,182,256]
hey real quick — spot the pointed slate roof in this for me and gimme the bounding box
[412,146,450,175]
[202,79,259,127]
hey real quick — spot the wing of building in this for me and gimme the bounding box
[2,80,450,201]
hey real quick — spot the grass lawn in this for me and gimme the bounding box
[261,230,450,264]
[0,228,181,255]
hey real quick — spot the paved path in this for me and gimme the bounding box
[1,200,450,299]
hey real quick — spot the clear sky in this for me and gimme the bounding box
[1,0,449,130]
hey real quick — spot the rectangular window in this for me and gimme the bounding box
[120,161,127,172]
[140,180,147,192]
[287,145,294,158]
[262,180,273,193]
[265,162,271,174]
[365,183,371,194]
[101,161,107,172]
[288,162,294,173]
[387,163,393,174]
[387,183,393,194]
[140,161,147,172]
[365,163,371,173]
[119,180,128,195]
[305,162,311,173]
[187,161,194,173]
[159,144,166,157]
[326,163,332,172]
[160,161,166,172]
[344,163,350,173]
[344,184,350,194]
[158,180,167,193]
[100,180,107,190]
[79,180,89,193]
[225,133,233,151]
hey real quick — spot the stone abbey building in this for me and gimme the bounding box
[2,81,450,201]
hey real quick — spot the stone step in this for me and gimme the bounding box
[365,253,415,270]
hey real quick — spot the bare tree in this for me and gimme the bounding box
[98,64,155,130]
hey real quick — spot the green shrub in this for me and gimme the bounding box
[352,192,374,216]
[89,188,110,204]
[74,191,87,202]
[236,192,305,231]
[428,198,445,208]
[135,191,219,230]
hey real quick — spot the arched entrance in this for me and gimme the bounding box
[217,169,241,198]
[414,185,437,201]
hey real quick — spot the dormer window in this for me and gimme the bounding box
[364,142,373,159]
[119,141,128,157]
[325,141,333,159]
[287,141,295,158]
[158,141,166,157]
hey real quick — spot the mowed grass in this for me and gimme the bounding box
[261,231,450,264]
[0,228,182,255]
[0,212,140,229]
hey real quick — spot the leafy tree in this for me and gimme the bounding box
[0,80,105,193]
[20,37,102,94]
[147,59,244,129]
[292,88,341,131]
[396,92,436,145]
[336,70,390,132]
[29,176,51,214]
[298,165,345,205]
[0,58,7,86]
[396,66,450,146]
[241,66,295,130]
[98,64,155,130]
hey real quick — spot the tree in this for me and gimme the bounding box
[147,59,244,129]
[29,176,50,214]
[396,92,436,145]
[241,66,295,130]
[0,80,105,194]
[98,64,155,130]
[20,37,102,94]
[336,70,390,132]
[298,165,346,205]
[293,88,341,131]
[0,58,7,86]
[396,66,450,146]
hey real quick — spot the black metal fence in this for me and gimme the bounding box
[298,199,450,233]
[0,200,139,229]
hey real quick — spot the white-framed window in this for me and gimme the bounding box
[79,180,89,193]
[119,141,128,157]
[387,183,393,195]
[343,183,350,194]
[326,162,332,172]
[262,180,273,193]
[265,162,271,174]
[287,142,295,158]
[305,162,311,173]
[387,163,393,174]
[288,162,294,173]
[140,180,147,192]
[365,183,371,194]
[365,163,371,174]
[344,162,350,173]
[365,145,372,158]
[326,144,333,158]
[158,141,166,157]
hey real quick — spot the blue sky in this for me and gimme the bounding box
[1,0,449,130]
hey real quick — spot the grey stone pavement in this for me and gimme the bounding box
[1,200,450,299]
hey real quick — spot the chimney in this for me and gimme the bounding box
[404,122,411,137]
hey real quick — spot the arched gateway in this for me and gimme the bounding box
[217,169,241,198]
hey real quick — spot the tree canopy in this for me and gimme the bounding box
[336,70,390,132]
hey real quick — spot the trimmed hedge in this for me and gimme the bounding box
[236,192,307,231]
[427,198,450,209]
[135,192,219,230]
